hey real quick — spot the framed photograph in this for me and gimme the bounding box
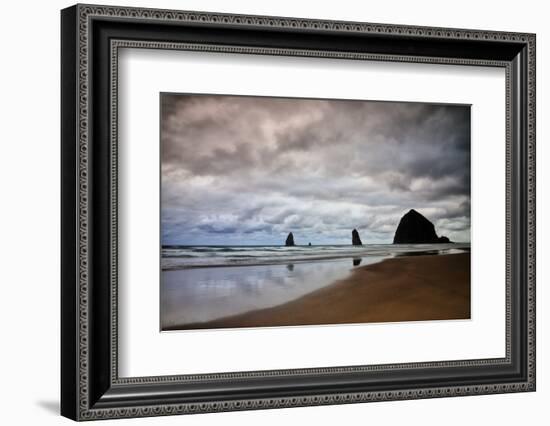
[61,4,536,421]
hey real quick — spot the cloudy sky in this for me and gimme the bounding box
[161,94,470,246]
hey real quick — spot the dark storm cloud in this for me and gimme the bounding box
[161,94,471,244]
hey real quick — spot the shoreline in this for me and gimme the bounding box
[164,252,471,331]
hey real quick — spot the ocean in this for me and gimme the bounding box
[160,243,470,330]
[161,243,470,270]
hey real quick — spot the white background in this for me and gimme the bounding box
[119,50,505,377]
[0,0,547,425]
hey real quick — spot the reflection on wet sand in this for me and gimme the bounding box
[161,256,387,329]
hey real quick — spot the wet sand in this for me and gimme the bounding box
[165,253,470,330]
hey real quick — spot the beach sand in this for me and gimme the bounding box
[166,252,470,330]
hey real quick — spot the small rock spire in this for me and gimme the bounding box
[285,232,295,246]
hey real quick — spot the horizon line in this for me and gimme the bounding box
[162,242,471,247]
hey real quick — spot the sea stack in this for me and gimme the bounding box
[352,229,363,246]
[285,232,295,246]
[393,209,452,244]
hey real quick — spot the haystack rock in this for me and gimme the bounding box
[285,232,295,246]
[352,229,363,246]
[393,209,452,244]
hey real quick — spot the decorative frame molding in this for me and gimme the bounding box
[61,4,535,421]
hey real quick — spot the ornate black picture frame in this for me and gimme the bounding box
[61,4,536,421]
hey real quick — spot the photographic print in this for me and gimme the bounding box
[160,94,471,331]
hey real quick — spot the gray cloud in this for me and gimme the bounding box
[161,94,470,245]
